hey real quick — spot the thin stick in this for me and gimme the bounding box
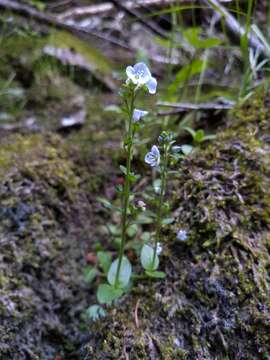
[157,101,235,115]
[58,0,178,20]
[109,0,168,39]
[0,0,130,50]
[134,298,140,329]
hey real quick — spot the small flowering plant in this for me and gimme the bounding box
[92,63,157,307]
[87,64,188,320]
[140,131,182,279]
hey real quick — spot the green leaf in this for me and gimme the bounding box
[97,197,122,212]
[202,239,216,248]
[161,218,175,225]
[97,284,123,305]
[168,59,204,97]
[134,213,154,225]
[115,184,123,193]
[104,104,122,113]
[168,170,179,175]
[194,129,205,143]
[127,224,138,237]
[119,165,127,175]
[181,145,193,155]
[3,87,25,98]
[97,251,112,274]
[140,244,159,271]
[183,27,221,49]
[153,179,161,194]
[145,270,166,279]
[27,0,46,11]
[141,232,151,242]
[107,224,121,236]
[107,256,132,288]
[86,305,106,321]
[183,126,196,139]
[203,134,216,141]
[83,266,98,283]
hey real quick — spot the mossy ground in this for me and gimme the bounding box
[0,27,269,359]
[82,92,270,360]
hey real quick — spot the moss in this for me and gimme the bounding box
[0,132,97,359]
[83,90,270,359]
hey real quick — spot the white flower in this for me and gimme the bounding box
[177,229,188,242]
[126,62,157,94]
[132,109,148,123]
[157,242,162,255]
[145,145,160,167]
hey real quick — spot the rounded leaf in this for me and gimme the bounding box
[140,244,159,271]
[97,251,112,274]
[107,256,132,288]
[97,284,123,305]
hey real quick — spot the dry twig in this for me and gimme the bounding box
[157,101,235,115]
[134,298,140,329]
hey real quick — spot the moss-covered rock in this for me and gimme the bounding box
[82,91,270,360]
[0,133,96,359]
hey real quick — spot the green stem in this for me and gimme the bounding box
[151,145,168,269]
[114,90,135,287]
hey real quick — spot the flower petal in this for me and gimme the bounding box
[157,242,162,255]
[126,66,138,84]
[177,230,188,241]
[146,77,157,94]
[151,145,160,157]
[134,62,151,84]
[126,66,135,78]
[145,152,154,165]
[133,109,148,123]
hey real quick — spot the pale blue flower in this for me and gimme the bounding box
[145,77,157,94]
[177,229,188,242]
[126,62,157,94]
[133,109,148,123]
[145,145,160,167]
[157,242,162,255]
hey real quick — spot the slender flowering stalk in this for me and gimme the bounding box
[114,63,156,288]
[142,132,181,279]
[151,142,169,269]
[94,63,157,307]
[114,88,136,287]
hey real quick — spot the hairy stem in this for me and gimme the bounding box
[115,90,135,287]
